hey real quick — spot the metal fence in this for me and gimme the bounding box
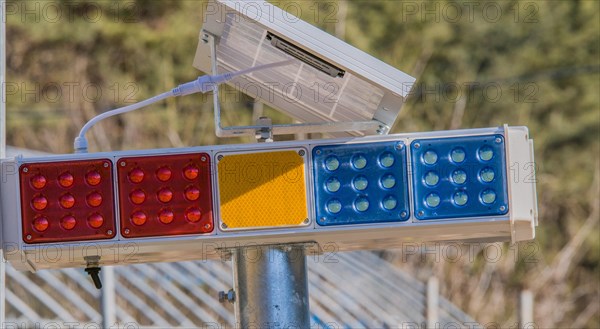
[3,250,476,328]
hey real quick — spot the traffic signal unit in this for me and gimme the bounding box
[1,125,537,271]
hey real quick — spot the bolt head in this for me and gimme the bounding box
[106,230,113,235]
[22,167,29,173]
[418,211,424,217]
[103,162,110,168]
[400,211,408,218]
[396,143,404,150]
[26,234,32,240]
[315,150,322,155]
[414,143,421,149]
[298,150,305,156]
[495,137,502,144]
[500,206,506,211]
[201,156,207,162]
[120,161,126,167]
[124,228,130,235]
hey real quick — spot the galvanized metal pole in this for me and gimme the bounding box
[1,1,7,327]
[519,290,534,329]
[426,276,439,329]
[231,244,310,328]
[101,266,117,328]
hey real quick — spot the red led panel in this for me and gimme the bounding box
[117,153,213,238]
[19,159,116,244]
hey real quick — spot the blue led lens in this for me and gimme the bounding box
[423,150,438,165]
[353,176,368,191]
[325,177,341,192]
[479,146,493,161]
[453,191,468,206]
[452,170,467,185]
[425,193,441,207]
[451,148,466,163]
[313,141,410,226]
[480,168,495,183]
[379,152,395,168]
[481,189,496,204]
[326,199,342,214]
[382,196,397,210]
[411,134,508,220]
[352,154,367,169]
[381,174,396,189]
[325,156,340,171]
[354,197,369,212]
[424,171,439,186]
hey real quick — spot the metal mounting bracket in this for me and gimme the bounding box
[204,33,388,138]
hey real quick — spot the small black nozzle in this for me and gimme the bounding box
[85,267,102,289]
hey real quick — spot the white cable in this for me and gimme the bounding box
[74,92,173,153]
[74,59,294,153]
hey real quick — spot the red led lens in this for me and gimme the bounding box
[185,207,202,223]
[58,172,74,188]
[130,189,146,205]
[31,174,47,189]
[131,211,147,226]
[61,215,76,230]
[86,192,103,207]
[157,187,173,203]
[86,171,101,186]
[19,159,116,243]
[156,167,172,182]
[129,168,144,183]
[158,209,174,224]
[117,153,213,238]
[59,193,75,209]
[33,216,49,232]
[32,195,48,211]
[88,213,104,228]
[183,164,199,180]
[184,185,200,201]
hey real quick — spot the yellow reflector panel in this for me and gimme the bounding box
[217,150,308,229]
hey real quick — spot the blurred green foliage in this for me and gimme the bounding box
[4,0,599,327]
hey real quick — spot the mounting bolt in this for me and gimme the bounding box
[396,143,404,150]
[315,150,322,155]
[204,223,212,230]
[26,234,32,240]
[219,289,235,304]
[303,218,310,224]
[124,228,130,235]
[418,210,424,217]
[500,206,506,212]
[400,211,408,218]
[106,230,113,235]
[298,150,305,156]
[22,167,28,173]
[120,161,126,167]
[217,155,224,161]
[103,162,110,168]
[414,143,421,149]
[221,223,228,229]
[319,217,326,222]
[495,137,502,144]
[201,156,207,162]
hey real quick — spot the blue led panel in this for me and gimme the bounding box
[411,134,509,220]
[313,141,410,226]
